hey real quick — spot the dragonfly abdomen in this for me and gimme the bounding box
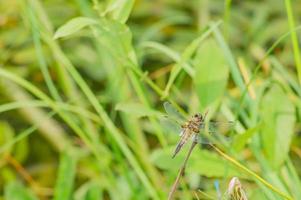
[172,129,192,158]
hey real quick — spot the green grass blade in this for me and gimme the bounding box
[0,68,101,169]
[162,21,222,98]
[60,63,160,199]
[211,145,294,200]
[141,41,195,77]
[27,6,61,101]
[46,13,160,197]
[285,0,301,84]
[0,111,56,155]
[0,100,101,123]
[210,24,251,105]
[223,0,232,39]
[53,17,97,39]
[108,0,135,23]
[284,159,301,199]
[54,150,77,200]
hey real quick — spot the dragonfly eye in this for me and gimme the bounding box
[194,113,201,118]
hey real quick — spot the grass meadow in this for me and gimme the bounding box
[1,0,301,199]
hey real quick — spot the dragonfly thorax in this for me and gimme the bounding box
[185,113,203,133]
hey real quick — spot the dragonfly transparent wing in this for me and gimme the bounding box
[160,117,182,136]
[205,121,235,134]
[163,102,186,125]
[197,121,235,145]
[197,132,232,145]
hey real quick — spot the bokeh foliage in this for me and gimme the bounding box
[1,0,301,199]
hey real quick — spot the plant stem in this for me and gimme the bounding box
[168,139,198,200]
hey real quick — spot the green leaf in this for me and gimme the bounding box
[5,181,38,200]
[260,84,295,169]
[54,17,98,39]
[232,124,261,152]
[151,146,247,178]
[92,18,135,64]
[109,0,135,23]
[150,147,183,171]
[193,38,229,110]
[189,149,247,178]
[115,102,164,118]
[211,25,247,101]
[54,150,77,200]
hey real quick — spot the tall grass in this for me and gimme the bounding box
[0,0,301,199]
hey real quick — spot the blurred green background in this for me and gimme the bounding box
[1,0,301,199]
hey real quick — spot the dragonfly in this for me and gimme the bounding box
[163,102,234,158]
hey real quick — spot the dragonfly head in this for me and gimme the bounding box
[193,113,202,121]
[193,110,209,122]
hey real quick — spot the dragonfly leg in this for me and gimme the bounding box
[179,130,184,136]
[192,134,199,143]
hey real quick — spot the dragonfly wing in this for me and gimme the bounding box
[196,132,232,145]
[160,117,182,136]
[196,133,216,144]
[205,121,235,134]
[197,121,235,145]
[163,102,186,124]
